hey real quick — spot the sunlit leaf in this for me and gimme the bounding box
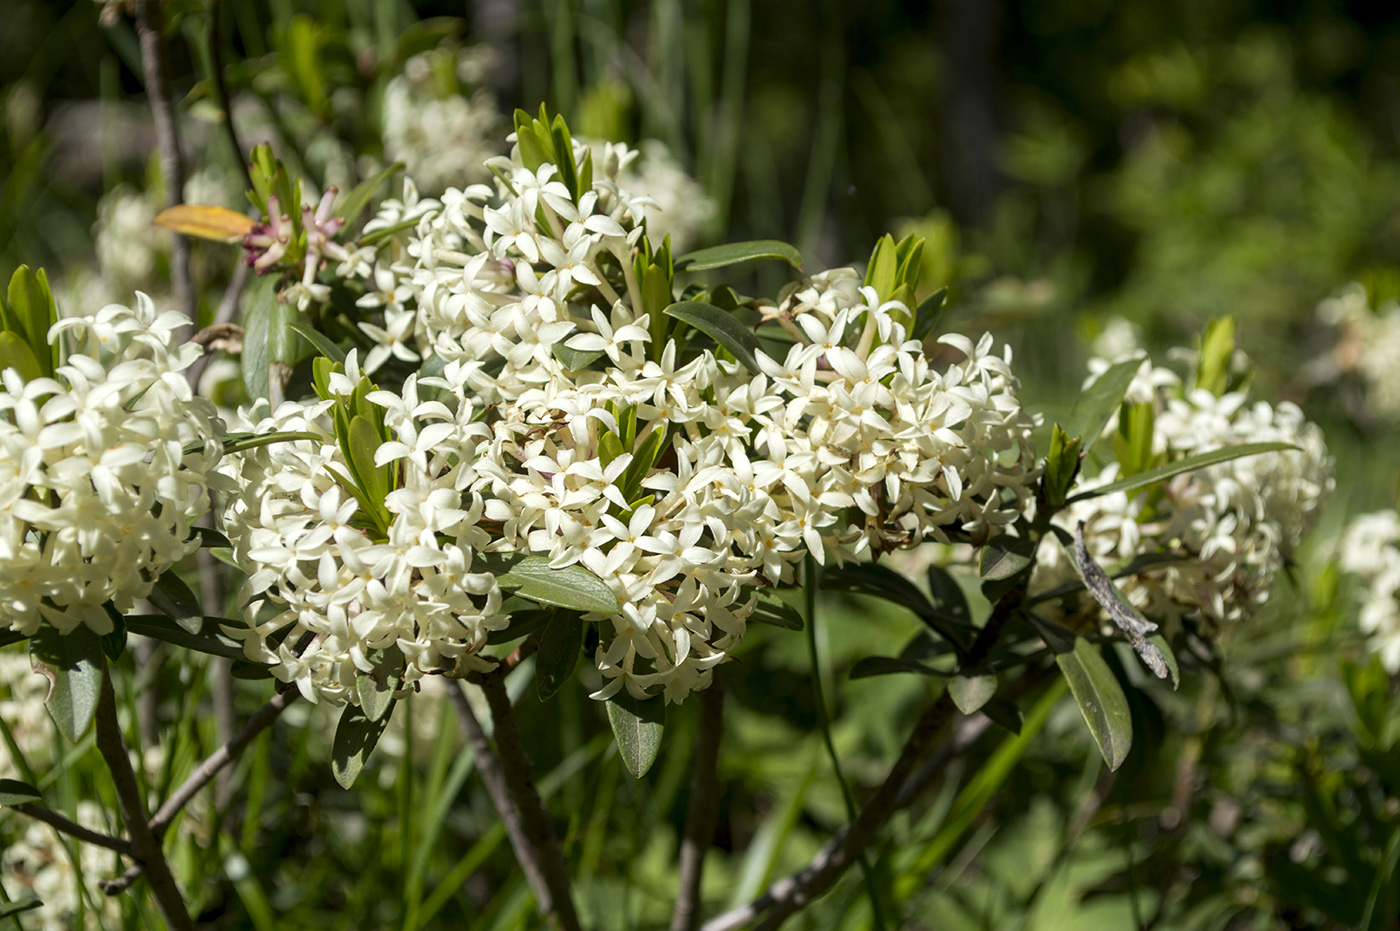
[332,700,396,788]
[356,646,405,723]
[334,162,403,227]
[147,572,203,634]
[674,240,803,272]
[153,204,257,242]
[1056,638,1132,771]
[948,674,998,715]
[287,321,348,364]
[749,592,804,630]
[479,554,621,615]
[663,301,762,373]
[978,534,1037,581]
[1066,442,1299,504]
[1063,355,1145,454]
[29,625,103,743]
[606,690,665,778]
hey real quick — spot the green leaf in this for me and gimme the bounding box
[211,430,322,456]
[287,320,348,364]
[230,661,275,680]
[1344,657,1392,747]
[1111,401,1156,478]
[663,301,763,373]
[147,572,203,634]
[99,608,126,660]
[552,340,604,371]
[6,265,57,376]
[864,234,897,301]
[1063,355,1145,454]
[346,414,389,507]
[192,526,232,548]
[1194,316,1235,397]
[358,209,440,247]
[0,778,42,806]
[1042,423,1082,509]
[242,277,298,403]
[849,655,946,680]
[925,565,971,624]
[674,240,803,272]
[123,615,250,663]
[1056,638,1132,771]
[0,331,43,381]
[824,562,970,651]
[485,609,552,645]
[0,899,42,919]
[749,591,804,630]
[981,696,1023,735]
[29,625,104,743]
[1065,442,1299,504]
[1069,522,1174,685]
[356,646,405,723]
[910,287,948,342]
[978,534,1037,581]
[478,554,621,615]
[606,690,665,778]
[948,674,998,715]
[332,700,396,788]
[535,611,584,701]
[335,162,404,227]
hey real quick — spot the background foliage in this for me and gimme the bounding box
[2,1,1400,929]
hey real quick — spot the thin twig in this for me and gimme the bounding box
[448,683,567,928]
[11,804,136,857]
[671,671,725,931]
[94,673,194,930]
[702,581,1026,931]
[133,0,194,325]
[102,687,298,895]
[208,0,254,192]
[477,670,582,931]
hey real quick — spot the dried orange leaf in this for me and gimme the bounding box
[153,204,256,243]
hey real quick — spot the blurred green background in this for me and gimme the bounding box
[4,2,1400,929]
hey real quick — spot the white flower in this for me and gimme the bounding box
[1337,510,1400,671]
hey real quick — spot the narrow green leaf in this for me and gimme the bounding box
[230,661,275,680]
[192,526,232,548]
[241,276,297,403]
[332,699,397,788]
[334,162,404,227]
[910,287,948,342]
[29,625,104,743]
[99,609,126,660]
[1043,423,1082,508]
[981,696,1024,735]
[864,234,897,301]
[849,655,947,680]
[287,320,348,364]
[147,572,203,634]
[606,690,665,778]
[674,240,803,272]
[1056,638,1132,771]
[663,301,763,373]
[124,615,250,663]
[478,554,621,615]
[948,674,998,715]
[824,562,970,651]
[1064,355,1146,454]
[1066,442,1299,504]
[925,565,971,624]
[0,778,42,806]
[1194,317,1235,397]
[1069,521,1174,685]
[552,340,604,371]
[978,534,1037,581]
[749,591,804,630]
[6,265,57,376]
[535,611,584,701]
[0,331,42,381]
[359,209,440,247]
[346,415,388,506]
[485,609,552,645]
[356,646,405,723]
[0,899,42,919]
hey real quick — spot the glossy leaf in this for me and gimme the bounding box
[674,239,802,272]
[535,611,584,701]
[153,204,257,242]
[356,647,405,723]
[948,674,998,715]
[1066,442,1299,504]
[552,340,604,371]
[663,301,762,373]
[824,562,970,651]
[242,277,298,403]
[911,287,949,342]
[479,554,621,615]
[749,592,804,630]
[124,615,250,662]
[1070,521,1174,685]
[1043,423,1082,508]
[334,162,403,227]
[1064,355,1145,453]
[981,696,1024,735]
[849,655,946,680]
[978,534,1037,581]
[332,699,397,788]
[1056,638,1132,771]
[287,321,348,364]
[192,526,232,548]
[29,625,103,743]
[148,571,203,634]
[215,430,322,455]
[5,265,57,376]
[925,565,971,624]
[485,609,552,645]
[0,778,41,806]
[0,331,42,381]
[606,690,665,778]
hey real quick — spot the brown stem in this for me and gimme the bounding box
[477,670,582,931]
[11,804,136,857]
[703,577,1026,931]
[448,683,574,930]
[94,673,194,930]
[102,687,298,896]
[671,671,725,931]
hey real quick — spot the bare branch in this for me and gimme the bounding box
[94,673,194,929]
[11,803,136,857]
[671,672,725,931]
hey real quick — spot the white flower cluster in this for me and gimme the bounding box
[1034,359,1333,626]
[1337,510,1400,671]
[1316,283,1400,420]
[0,295,223,635]
[218,358,507,704]
[382,48,502,195]
[587,140,714,253]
